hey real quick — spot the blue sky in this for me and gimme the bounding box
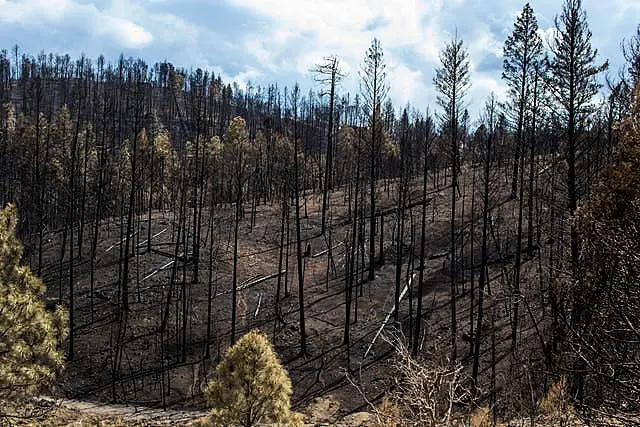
[0,0,638,118]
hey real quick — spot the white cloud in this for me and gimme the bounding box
[537,26,557,47]
[211,65,262,89]
[1,0,635,119]
[469,26,503,64]
[415,24,443,63]
[232,67,263,86]
[221,0,498,114]
[0,0,153,49]
[388,63,428,108]
[151,13,196,45]
[0,0,72,23]
[97,16,153,49]
[468,74,507,118]
[225,0,434,68]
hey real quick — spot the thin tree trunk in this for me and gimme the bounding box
[472,98,494,389]
[413,120,430,356]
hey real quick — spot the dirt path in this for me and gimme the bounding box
[33,395,377,426]
[35,396,207,425]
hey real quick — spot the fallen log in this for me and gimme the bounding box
[136,228,168,248]
[150,248,191,262]
[238,270,287,291]
[254,293,263,318]
[364,273,415,359]
[429,251,449,260]
[140,252,183,282]
[311,242,344,258]
[104,231,139,253]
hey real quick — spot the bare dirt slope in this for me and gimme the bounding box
[35,166,546,420]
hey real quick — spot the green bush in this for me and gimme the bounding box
[203,329,301,426]
[0,204,68,403]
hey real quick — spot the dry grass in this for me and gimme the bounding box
[1,401,136,426]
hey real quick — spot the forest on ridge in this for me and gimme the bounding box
[1,0,640,425]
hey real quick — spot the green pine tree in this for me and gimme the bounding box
[203,329,301,426]
[0,204,68,403]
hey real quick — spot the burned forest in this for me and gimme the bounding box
[1,0,640,425]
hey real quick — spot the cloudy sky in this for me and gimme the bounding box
[0,0,638,116]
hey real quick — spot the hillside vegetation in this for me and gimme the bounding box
[1,0,640,425]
